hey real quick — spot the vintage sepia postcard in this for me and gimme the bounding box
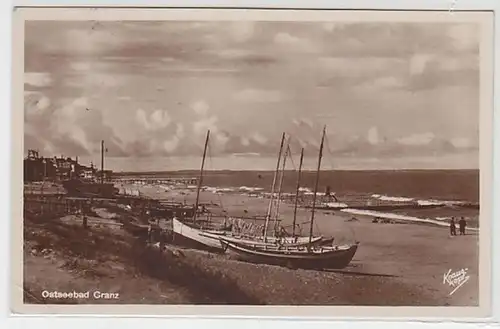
[10,7,495,319]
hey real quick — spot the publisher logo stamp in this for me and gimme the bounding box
[443,268,470,296]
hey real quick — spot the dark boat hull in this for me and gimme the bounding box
[220,239,359,270]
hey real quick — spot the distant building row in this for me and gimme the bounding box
[23,149,113,183]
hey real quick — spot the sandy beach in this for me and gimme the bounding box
[23,182,479,306]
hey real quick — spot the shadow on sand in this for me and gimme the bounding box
[24,217,262,305]
[132,245,263,305]
[321,269,400,278]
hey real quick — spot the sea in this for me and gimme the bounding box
[119,169,479,203]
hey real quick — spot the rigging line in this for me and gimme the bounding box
[286,144,297,171]
[272,139,290,226]
[323,134,337,170]
[206,138,225,211]
[305,134,336,171]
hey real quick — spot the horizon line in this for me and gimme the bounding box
[113,168,480,174]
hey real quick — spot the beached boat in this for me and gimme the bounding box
[200,230,324,247]
[170,130,228,252]
[172,130,328,251]
[217,126,359,269]
[172,217,226,252]
[219,239,359,269]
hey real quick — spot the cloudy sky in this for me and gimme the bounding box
[24,20,480,171]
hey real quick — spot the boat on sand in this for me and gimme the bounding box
[217,126,359,269]
[219,239,359,270]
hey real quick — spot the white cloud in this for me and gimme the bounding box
[135,108,171,131]
[161,57,177,63]
[367,126,380,145]
[64,28,120,55]
[70,61,92,71]
[191,100,210,116]
[323,22,337,32]
[448,24,478,51]
[215,132,230,147]
[51,97,93,152]
[229,22,255,42]
[162,123,185,153]
[66,72,122,89]
[36,96,51,111]
[292,118,314,129]
[273,33,319,53]
[409,54,433,76]
[450,137,472,149]
[436,56,478,71]
[370,76,403,89]
[317,57,404,79]
[193,115,218,135]
[163,138,180,152]
[397,132,435,146]
[234,89,284,103]
[24,92,51,117]
[251,132,267,145]
[240,136,250,146]
[176,123,185,137]
[274,32,302,45]
[215,49,252,59]
[25,72,52,87]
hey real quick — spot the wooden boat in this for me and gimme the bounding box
[170,131,227,252]
[200,230,324,247]
[255,132,322,246]
[172,217,226,252]
[219,239,359,270]
[217,126,359,269]
[172,130,328,251]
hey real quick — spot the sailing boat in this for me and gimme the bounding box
[219,126,359,269]
[171,130,293,252]
[201,132,323,247]
[171,130,229,252]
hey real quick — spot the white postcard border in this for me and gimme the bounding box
[5,1,499,324]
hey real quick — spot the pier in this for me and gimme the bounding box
[112,177,198,186]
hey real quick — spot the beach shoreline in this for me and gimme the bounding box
[22,181,479,306]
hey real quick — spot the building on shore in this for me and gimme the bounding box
[23,149,111,183]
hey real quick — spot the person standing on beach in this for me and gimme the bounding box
[458,217,467,235]
[449,217,457,236]
[82,215,88,230]
[147,222,152,243]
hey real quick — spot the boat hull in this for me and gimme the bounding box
[220,239,359,270]
[201,231,324,248]
[171,218,225,253]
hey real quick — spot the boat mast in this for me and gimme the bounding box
[193,130,210,222]
[292,148,304,237]
[309,126,326,244]
[273,137,290,231]
[263,132,286,242]
[100,140,105,184]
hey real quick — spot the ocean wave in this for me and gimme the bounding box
[371,194,414,202]
[322,202,349,209]
[238,186,264,192]
[372,194,468,207]
[340,208,478,231]
[416,200,444,206]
